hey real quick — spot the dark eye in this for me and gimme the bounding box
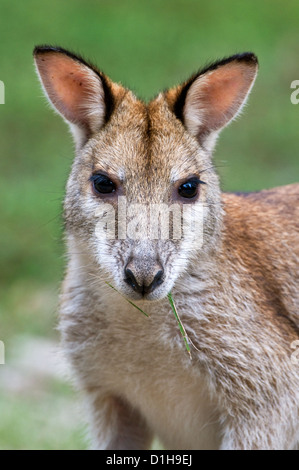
[178,178,204,199]
[91,174,116,194]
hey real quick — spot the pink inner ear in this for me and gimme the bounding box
[52,60,88,113]
[36,53,102,130]
[187,62,256,133]
[204,68,244,115]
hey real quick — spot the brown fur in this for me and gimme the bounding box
[34,46,299,449]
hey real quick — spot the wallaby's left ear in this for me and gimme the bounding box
[34,45,114,147]
[165,53,258,151]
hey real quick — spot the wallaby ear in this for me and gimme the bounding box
[34,45,114,147]
[166,53,258,151]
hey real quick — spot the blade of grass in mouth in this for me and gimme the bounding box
[167,292,192,360]
[105,282,192,359]
[105,282,150,317]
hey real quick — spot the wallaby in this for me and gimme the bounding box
[34,45,299,450]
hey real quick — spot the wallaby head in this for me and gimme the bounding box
[34,46,258,301]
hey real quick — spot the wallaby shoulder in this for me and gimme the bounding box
[222,183,299,246]
[222,184,299,331]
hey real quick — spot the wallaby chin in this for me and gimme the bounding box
[35,46,299,450]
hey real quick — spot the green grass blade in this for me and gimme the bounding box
[105,282,150,317]
[167,292,192,360]
[106,284,191,359]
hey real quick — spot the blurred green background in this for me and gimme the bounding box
[0,0,298,449]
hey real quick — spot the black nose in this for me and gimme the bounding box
[124,266,164,295]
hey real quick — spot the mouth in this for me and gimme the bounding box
[106,275,170,303]
[123,284,167,302]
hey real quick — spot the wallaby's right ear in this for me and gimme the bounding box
[34,45,114,147]
[165,53,258,152]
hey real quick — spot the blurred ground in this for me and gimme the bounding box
[0,0,299,449]
[0,334,86,450]
[0,285,87,449]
